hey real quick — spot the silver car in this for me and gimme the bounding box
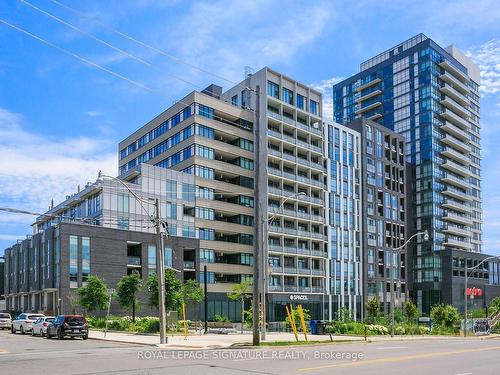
[31,316,55,337]
[0,313,12,330]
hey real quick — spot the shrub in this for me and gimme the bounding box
[394,326,406,335]
[365,298,381,324]
[430,304,461,329]
[213,314,231,323]
[366,324,389,335]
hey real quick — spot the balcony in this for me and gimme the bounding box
[441,121,469,141]
[367,113,383,121]
[284,285,297,292]
[439,60,470,83]
[298,268,311,275]
[298,286,311,293]
[442,173,470,190]
[311,250,326,257]
[441,147,470,165]
[440,70,469,95]
[441,96,469,119]
[355,77,382,92]
[183,260,195,270]
[441,186,471,201]
[284,267,298,274]
[268,187,282,196]
[443,237,474,250]
[356,88,383,103]
[440,83,469,107]
[442,224,472,238]
[311,287,324,293]
[268,285,283,292]
[267,110,282,121]
[311,269,326,276]
[440,108,469,130]
[441,199,469,214]
[268,244,283,252]
[267,129,282,139]
[443,211,473,226]
[442,160,471,177]
[441,133,470,153]
[268,167,282,177]
[284,246,298,254]
[355,100,383,114]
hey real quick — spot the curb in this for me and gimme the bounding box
[89,336,156,347]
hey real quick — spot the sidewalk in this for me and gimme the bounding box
[89,330,500,349]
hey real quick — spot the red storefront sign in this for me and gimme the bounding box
[466,287,483,297]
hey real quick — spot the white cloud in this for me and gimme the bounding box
[160,0,333,85]
[0,234,26,241]
[467,39,500,95]
[85,110,104,117]
[310,77,344,120]
[0,108,116,232]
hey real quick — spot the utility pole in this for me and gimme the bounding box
[252,85,261,346]
[155,198,167,345]
[204,263,208,334]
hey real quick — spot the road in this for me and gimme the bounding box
[1,330,499,374]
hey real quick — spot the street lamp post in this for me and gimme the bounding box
[261,191,306,341]
[98,172,169,344]
[203,261,208,334]
[390,230,429,338]
[463,255,500,337]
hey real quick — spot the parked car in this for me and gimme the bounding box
[46,315,88,340]
[0,313,12,330]
[11,313,45,334]
[31,316,55,337]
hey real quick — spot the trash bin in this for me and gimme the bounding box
[316,320,326,335]
[309,320,318,335]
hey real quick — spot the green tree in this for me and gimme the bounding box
[285,307,311,332]
[146,270,182,312]
[488,296,500,317]
[116,271,142,322]
[336,306,353,322]
[403,301,419,324]
[77,275,109,314]
[365,297,381,324]
[227,279,252,332]
[430,304,461,329]
[181,279,204,305]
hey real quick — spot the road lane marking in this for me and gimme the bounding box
[0,348,10,354]
[455,373,472,375]
[297,345,500,372]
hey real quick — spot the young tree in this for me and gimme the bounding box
[365,297,381,323]
[430,304,461,329]
[78,275,109,315]
[181,279,204,305]
[116,271,142,322]
[146,269,182,311]
[403,300,419,324]
[227,279,252,333]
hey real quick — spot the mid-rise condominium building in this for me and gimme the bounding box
[347,118,409,315]
[325,122,363,320]
[224,68,327,321]
[333,34,482,313]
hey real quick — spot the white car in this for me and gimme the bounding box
[31,316,55,337]
[11,313,45,334]
[0,313,12,330]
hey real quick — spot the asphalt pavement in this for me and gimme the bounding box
[1,329,499,374]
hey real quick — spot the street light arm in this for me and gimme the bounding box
[393,230,428,252]
[466,256,500,278]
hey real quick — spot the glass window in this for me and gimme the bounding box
[282,87,293,105]
[231,95,238,106]
[267,81,279,99]
[296,94,305,110]
[69,235,78,288]
[200,248,215,263]
[309,99,319,115]
[182,183,196,201]
[148,245,156,275]
[117,193,129,213]
[164,247,173,268]
[82,237,90,284]
[166,180,177,200]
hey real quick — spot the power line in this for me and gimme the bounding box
[0,19,154,94]
[49,0,242,87]
[19,0,208,92]
[0,18,254,133]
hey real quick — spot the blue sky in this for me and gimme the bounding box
[0,0,499,255]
